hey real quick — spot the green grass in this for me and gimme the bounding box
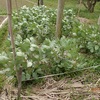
[0,0,99,23]
[0,0,34,15]
[0,24,7,47]
[0,24,8,90]
[38,0,100,23]
[43,0,100,22]
[0,75,5,93]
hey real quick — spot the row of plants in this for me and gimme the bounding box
[0,36,77,81]
[71,23,100,57]
[13,6,76,41]
[0,6,100,82]
[13,5,100,57]
[1,34,99,81]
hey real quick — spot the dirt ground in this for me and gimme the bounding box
[0,73,100,100]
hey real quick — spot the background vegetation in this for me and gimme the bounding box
[0,0,100,23]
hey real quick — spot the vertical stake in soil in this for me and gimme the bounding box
[98,15,100,31]
[55,0,65,38]
[6,0,16,59]
[6,0,22,100]
[77,0,82,17]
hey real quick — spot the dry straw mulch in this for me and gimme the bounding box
[0,76,100,100]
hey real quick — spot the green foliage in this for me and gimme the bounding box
[0,6,100,82]
[13,6,76,42]
[75,25,100,57]
[0,24,7,47]
[13,6,56,42]
[62,9,76,36]
[4,35,80,81]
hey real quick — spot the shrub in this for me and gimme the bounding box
[75,25,100,57]
[13,6,76,42]
[1,35,79,81]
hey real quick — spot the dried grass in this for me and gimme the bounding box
[0,76,100,100]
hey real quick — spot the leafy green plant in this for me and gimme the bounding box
[13,6,76,42]
[62,9,76,36]
[13,6,55,42]
[75,25,100,57]
[0,6,100,83]
[0,33,85,81]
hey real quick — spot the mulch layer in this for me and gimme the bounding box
[0,74,100,100]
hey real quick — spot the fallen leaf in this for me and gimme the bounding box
[91,87,100,93]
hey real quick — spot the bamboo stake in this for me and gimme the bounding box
[6,1,22,100]
[77,0,82,17]
[55,0,65,38]
[6,0,19,84]
[98,15,100,31]
[6,0,16,61]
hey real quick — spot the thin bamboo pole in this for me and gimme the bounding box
[6,0,16,60]
[55,0,65,38]
[98,15,100,30]
[6,1,22,100]
[77,0,82,17]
